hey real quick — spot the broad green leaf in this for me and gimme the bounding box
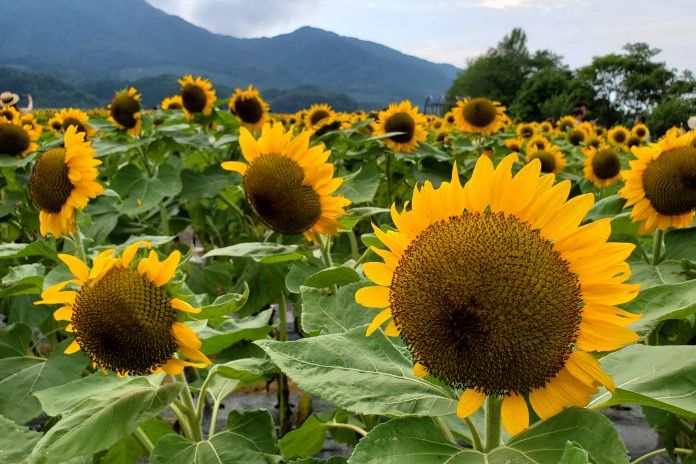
[279,416,326,459]
[625,280,696,335]
[200,309,274,354]
[110,163,180,215]
[188,286,249,323]
[30,382,182,464]
[286,261,323,294]
[629,260,689,290]
[215,356,276,384]
[256,327,458,417]
[508,409,628,464]
[120,235,176,248]
[0,323,32,358]
[0,263,44,297]
[151,410,281,464]
[300,282,372,335]
[337,163,380,204]
[100,416,175,464]
[180,166,230,200]
[303,266,360,289]
[0,241,58,261]
[584,195,625,222]
[0,349,88,423]
[558,442,591,464]
[665,227,696,261]
[592,344,696,419]
[204,242,305,263]
[0,414,41,464]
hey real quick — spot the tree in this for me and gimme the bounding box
[648,97,696,137]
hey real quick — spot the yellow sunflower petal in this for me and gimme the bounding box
[153,250,180,287]
[171,298,201,313]
[456,388,486,419]
[413,362,428,378]
[58,254,90,283]
[501,393,529,436]
[64,340,81,354]
[355,286,390,308]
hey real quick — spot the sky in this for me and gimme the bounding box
[144,0,695,72]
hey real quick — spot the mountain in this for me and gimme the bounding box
[0,0,458,109]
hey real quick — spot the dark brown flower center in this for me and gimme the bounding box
[592,148,621,180]
[643,146,696,216]
[110,93,140,129]
[29,148,74,213]
[62,117,88,135]
[309,109,330,126]
[461,98,498,127]
[568,129,585,146]
[233,96,264,124]
[0,123,30,156]
[384,112,416,143]
[529,150,557,173]
[181,84,208,114]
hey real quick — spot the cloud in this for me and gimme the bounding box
[147,0,319,37]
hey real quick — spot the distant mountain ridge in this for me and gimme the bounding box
[0,0,458,108]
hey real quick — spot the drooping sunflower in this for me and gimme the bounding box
[35,242,211,376]
[526,135,550,152]
[0,105,21,124]
[161,95,183,110]
[620,130,696,233]
[632,124,649,141]
[229,85,270,131]
[453,98,508,136]
[516,123,535,139]
[503,138,523,152]
[526,144,565,174]
[29,126,103,237]
[109,88,142,136]
[0,123,38,158]
[608,126,630,146]
[304,104,336,132]
[556,115,576,132]
[221,123,350,240]
[356,154,640,435]
[583,145,622,188]
[178,75,217,119]
[374,100,427,153]
[57,108,96,138]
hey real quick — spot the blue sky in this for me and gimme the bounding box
[145,0,695,72]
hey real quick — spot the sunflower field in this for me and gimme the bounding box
[1,78,696,464]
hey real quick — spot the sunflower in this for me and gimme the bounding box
[620,130,696,233]
[29,126,103,237]
[583,145,622,188]
[632,124,649,141]
[608,126,630,146]
[584,134,601,149]
[21,114,43,140]
[48,115,64,132]
[453,98,508,136]
[567,128,586,146]
[526,144,565,174]
[503,138,523,152]
[443,110,456,126]
[373,100,427,153]
[108,88,142,136]
[556,116,576,132]
[526,135,550,152]
[221,123,350,240]
[627,135,642,149]
[304,104,336,132]
[57,108,96,138]
[178,75,217,119]
[229,85,270,131]
[356,154,639,436]
[0,123,38,158]
[516,123,535,139]
[161,95,183,110]
[595,126,606,137]
[539,121,554,134]
[0,105,21,124]
[35,242,211,376]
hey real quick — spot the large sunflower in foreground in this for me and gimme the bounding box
[356,154,640,435]
[0,123,38,157]
[35,242,210,376]
[221,123,350,240]
[178,75,217,119]
[582,145,622,188]
[109,87,142,136]
[229,85,270,131]
[526,143,565,174]
[58,108,96,138]
[374,100,427,153]
[29,126,103,237]
[453,98,508,135]
[620,130,696,233]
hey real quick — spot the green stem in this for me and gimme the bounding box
[348,229,360,261]
[464,417,484,452]
[176,372,203,441]
[71,226,87,263]
[133,425,155,453]
[652,229,665,265]
[209,399,222,438]
[352,247,373,269]
[137,146,153,177]
[277,292,291,436]
[386,151,393,206]
[169,403,193,438]
[484,396,502,452]
[325,421,368,437]
[319,235,334,268]
[158,203,171,236]
[434,416,457,445]
[629,447,693,464]
[196,367,218,434]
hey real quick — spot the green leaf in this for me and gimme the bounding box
[628,260,689,290]
[625,280,696,335]
[300,282,373,335]
[151,410,281,464]
[180,166,230,200]
[30,382,183,464]
[256,327,458,417]
[215,356,277,385]
[0,414,41,464]
[204,242,305,263]
[0,263,44,297]
[188,286,249,323]
[0,323,32,358]
[303,266,360,289]
[508,408,628,464]
[110,163,180,215]
[665,227,696,261]
[337,163,381,204]
[584,195,625,221]
[279,416,326,459]
[0,349,88,423]
[100,416,174,464]
[558,442,591,464]
[0,241,58,262]
[34,374,140,416]
[200,309,274,354]
[286,261,323,294]
[592,344,696,419]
